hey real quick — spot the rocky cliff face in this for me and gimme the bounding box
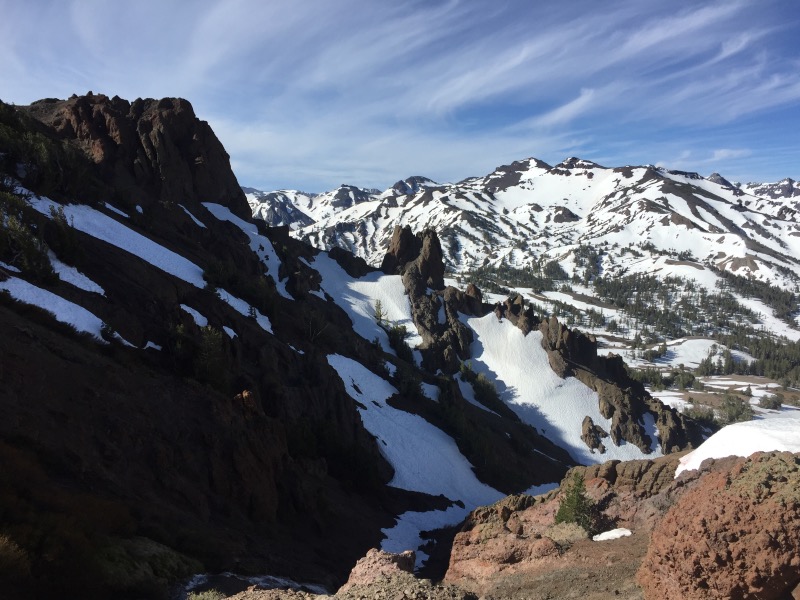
[21,93,250,219]
[381,225,476,374]
[0,96,404,598]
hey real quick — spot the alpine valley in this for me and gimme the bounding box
[1,94,799,600]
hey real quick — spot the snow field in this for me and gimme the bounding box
[312,253,422,354]
[464,313,662,464]
[675,408,800,477]
[326,354,503,566]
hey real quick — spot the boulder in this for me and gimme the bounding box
[638,452,800,600]
[337,548,415,593]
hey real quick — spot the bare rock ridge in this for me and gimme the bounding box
[21,93,251,220]
[382,224,702,455]
[2,95,417,598]
[382,225,476,373]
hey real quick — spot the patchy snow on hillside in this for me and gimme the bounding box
[326,353,503,566]
[179,204,207,229]
[48,251,105,295]
[456,373,501,415]
[30,196,206,288]
[464,313,661,464]
[675,408,800,477]
[600,338,753,370]
[180,304,208,327]
[202,202,292,300]
[103,202,129,218]
[215,288,273,334]
[312,253,422,355]
[0,276,106,340]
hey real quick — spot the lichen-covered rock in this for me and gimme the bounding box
[638,452,800,600]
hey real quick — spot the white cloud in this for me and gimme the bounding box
[1,0,798,189]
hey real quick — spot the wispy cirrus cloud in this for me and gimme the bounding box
[1,0,798,190]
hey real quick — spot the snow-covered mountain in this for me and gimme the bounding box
[248,158,800,345]
[248,158,800,285]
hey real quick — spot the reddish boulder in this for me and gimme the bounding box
[337,548,415,593]
[638,452,800,600]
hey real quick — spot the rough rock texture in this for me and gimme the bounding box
[444,453,693,598]
[445,451,800,600]
[581,416,609,454]
[638,452,800,600]
[537,315,704,454]
[382,226,475,373]
[338,549,415,593]
[21,93,250,219]
[445,489,650,600]
[380,225,422,277]
[224,573,476,600]
[2,96,412,597]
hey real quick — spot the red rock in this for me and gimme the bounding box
[337,548,415,593]
[638,452,800,600]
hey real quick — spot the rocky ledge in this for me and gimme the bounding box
[442,451,800,599]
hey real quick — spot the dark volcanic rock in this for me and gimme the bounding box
[382,226,472,373]
[380,225,422,275]
[581,416,609,454]
[538,315,703,455]
[22,94,250,219]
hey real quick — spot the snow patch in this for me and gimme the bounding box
[48,251,105,295]
[465,313,661,464]
[202,203,292,300]
[312,253,422,353]
[216,288,273,333]
[326,354,503,563]
[104,202,129,218]
[179,204,207,229]
[30,197,206,288]
[675,409,800,477]
[180,304,208,327]
[593,528,632,541]
[0,276,106,340]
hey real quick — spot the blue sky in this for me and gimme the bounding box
[1,0,799,192]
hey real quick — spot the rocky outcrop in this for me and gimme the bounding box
[444,486,649,599]
[381,225,444,289]
[445,451,800,600]
[21,93,250,219]
[581,416,609,454]
[381,226,475,373]
[337,549,415,593]
[536,314,704,454]
[638,451,800,600]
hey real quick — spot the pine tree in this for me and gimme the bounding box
[555,472,597,533]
